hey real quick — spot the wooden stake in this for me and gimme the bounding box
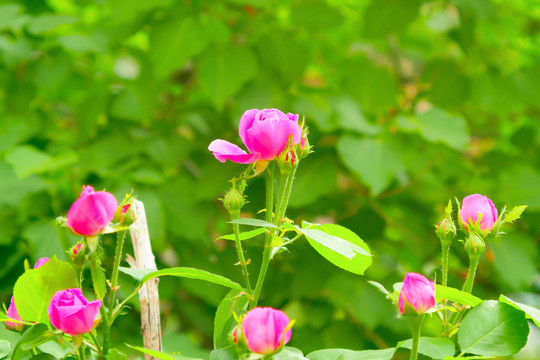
[129,200,162,359]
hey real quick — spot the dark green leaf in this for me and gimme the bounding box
[458,301,529,356]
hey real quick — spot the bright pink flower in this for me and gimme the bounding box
[48,288,101,336]
[242,307,292,355]
[72,243,83,257]
[399,272,436,315]
[459,194,498,231]
[67,186,118,236]
[34,257,49,269]
[209,109,302,164]
[5,296,23,331]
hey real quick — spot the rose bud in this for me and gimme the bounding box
[5,296,24,331]
[209,109,302,164]
[459,194,498,232]
[48,288,101,336]
[242,307,292,355]
[34,257,50,269]
[67,185,118,236]
[399,272,437,316]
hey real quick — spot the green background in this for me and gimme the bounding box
[0,0,539,358]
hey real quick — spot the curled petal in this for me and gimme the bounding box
[208,139,260,164]
[238,109,259,152]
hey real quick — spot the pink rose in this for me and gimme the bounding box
[399,272,436,315]
[209,109,302,164]
[5,296,23,331]
[34,257,49,269]
[71,243,84,258]
[459,194,498,231]
[242,307,292,355]
[48,288,101,336]
[67,185,118,236]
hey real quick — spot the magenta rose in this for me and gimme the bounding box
[48,288,101,335]
[242,307,292,355]
[399,272,436,315]
[208,108,302,164]
[459,194,498,231]
[67,185,118,236]
[5,296,23,331]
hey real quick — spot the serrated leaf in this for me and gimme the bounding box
[398,337,455,359]
[217,228,266,241]
[300,223,372,274]
[499,294,540,328]
[458,301,529,356]
[436,285,483,307]
[90,253,107,300]
[11,324,49,360]
[119,267,244,292]
[13,258,77,323]
[502,205,527,224]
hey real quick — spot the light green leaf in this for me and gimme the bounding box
[274,347,308,359]
[90,252,107,300]
[0,340,10,358]
[198,45,257,109]
[217,228,266,241]
[5,145,52,178]
[503,205,527,224]
[458,300,529,356]
[27,14,78,34]
[213,290,249,349]
[126,345,175,360]
[500,294,540,328]
[398,337,455,359]
[497,165,540,211]
[306,348,396,360]
[337,136,405,197]
[301,223,372,274]
[289,156,338,208]
[229,218,277,229]
[13,258,77,323]
[11,324,50,360]
[119,267,244,292]
[331,96,381,136]
[209,347,237,360]
[436,285,483,307]
[150,15,209,79]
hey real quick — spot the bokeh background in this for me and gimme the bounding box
[1,0,539,358]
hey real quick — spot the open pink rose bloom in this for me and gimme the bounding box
[399,272,436,315]
[209,108,302,164]
[67,185,118,236]
[242,307,292,355]
[459,194,498,231]
[48,288,101,336]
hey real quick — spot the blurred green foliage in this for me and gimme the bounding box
[1,0,539,358]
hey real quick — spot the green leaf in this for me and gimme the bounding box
[331,96,381,136]
[398,107,470,150]
[458,300,529,356]
[436,285,483,307]
[301,223,372,274]
[126,345,176,360]
[500,294,540,328]
[11,324,49,360]
[213,289,248,349]
[13,258,77,323]
[198,45,257,109]
[274,347,308,359]
[5,145,52,178]
[30,354,57,360]
[217,228,266,241]
[363,0,421,37]
[398,337,455,359]
[150,15,209,79]
[337,136,405,197]
[26,14,78,34]
[502,205,527,224]
[119,267,244,292]
[0,340,10,358]
[497,165,540,211]
[90,252,107,300]
[209,347,237,360]
[0,162,47,207]
[229,218,278,229]
[289,156,338,208]
[306,348,396,360]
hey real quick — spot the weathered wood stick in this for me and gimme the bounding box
[129,200,162,359]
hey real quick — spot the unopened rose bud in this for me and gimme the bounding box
[436,218,456,247]
[398,272,437,316]
[114,203,136,226]
[223,187,245,219]
[67,186,118,236]
[242,307,292,355]
[464,232,486,258]
[5,296,23,332]
[460,194,498,232]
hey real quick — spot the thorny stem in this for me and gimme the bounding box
[233,222,253,297]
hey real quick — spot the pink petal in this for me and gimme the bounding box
[245,117,301,160]
[208,139,260,164]
[238,109,259,152]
